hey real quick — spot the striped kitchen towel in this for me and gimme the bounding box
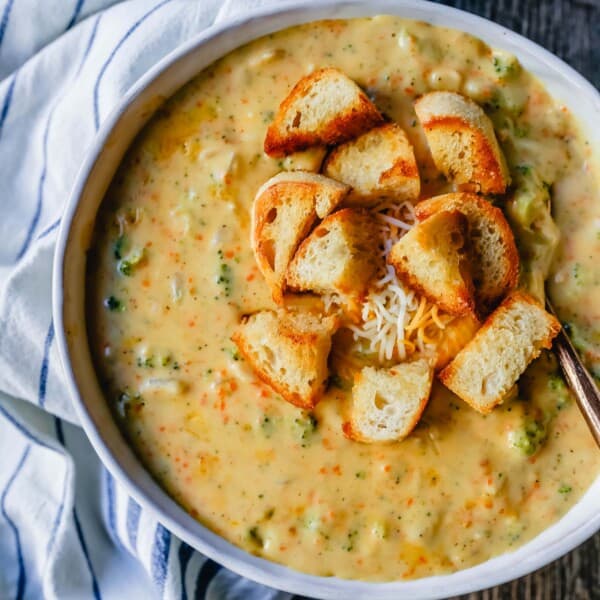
[0,0,295,598]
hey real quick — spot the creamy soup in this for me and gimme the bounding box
[87,17,600,580]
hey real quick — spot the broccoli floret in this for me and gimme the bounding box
[506,166,559,302]
[492,51,520,80]
[547,372,571,410]
[118,247,146,276]
[509,418,547,456]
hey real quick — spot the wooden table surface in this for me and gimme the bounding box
[297,1,600,598]
[440,2,600,598]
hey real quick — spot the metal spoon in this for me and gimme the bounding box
[546,299,600,448]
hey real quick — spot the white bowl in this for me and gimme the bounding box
[53,1,600,598]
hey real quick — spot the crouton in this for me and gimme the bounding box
[388,210,475,316]
[415,192,519,311]
[232,309,338,409]
[438,291,560,413]
[264,68,384,157]
[286,208,379,317]
[323,123,420,205]
[252,171,350,303]
[414,91,510,194]
[342,359,434,443]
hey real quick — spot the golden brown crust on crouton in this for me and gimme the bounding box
[252,172,350,303]
[232,310,338,409]
[286,208,378,318]
[438,290,560,413]
[388,210,476,316]
[323,123,420,204]
[342,360,434,443]
[264,68,383,157]
[414,91,510,194]
[415,192,519,312]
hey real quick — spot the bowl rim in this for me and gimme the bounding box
[52,1,600,598]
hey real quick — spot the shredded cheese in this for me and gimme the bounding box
[345,200,452,364]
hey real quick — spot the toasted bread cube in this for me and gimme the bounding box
[323,123,420,205]
[232,310,338,409]
[439,291,560,413]
[388,210,475,316]
[264,68,383,157]
[342,359,434,443]
[252,171,350,303]
[286,208,378,317]
[416,192,519,312]
[414,91,510,194]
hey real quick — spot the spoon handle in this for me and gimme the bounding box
[547,302,600,448]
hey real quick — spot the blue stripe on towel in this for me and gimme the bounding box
[126,495,141,551]
[73,508,102,600]
[194,558,221,599]
[17,13,101,259]
[151,523,172,594]
[37,217,61,240]
[0,0,15,47]
[55,419,102,600]
[104,469,128,551]
[32,14,100,246]
[1,444,31,600]
[66,0,85,30]
[76,12,102,77]
[45,469,67,556]
[16,113,52,259]
[93,0,173,130]
[177,542,194,600]
[104,469,118,538]
[38,320,55,407]
[45,417,68,556]
[0,71,16,139]
[0,403,57,452]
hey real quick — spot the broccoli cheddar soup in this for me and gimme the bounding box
[87,17,600,580]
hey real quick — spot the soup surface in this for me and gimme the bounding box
[87,17,600,580]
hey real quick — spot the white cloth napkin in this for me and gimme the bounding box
[0,0,295,598]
